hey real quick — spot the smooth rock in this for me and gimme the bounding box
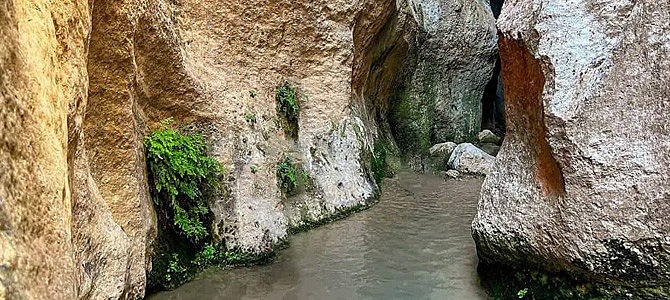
[447,143,495,176]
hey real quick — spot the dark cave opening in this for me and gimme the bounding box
[480,0,506,138]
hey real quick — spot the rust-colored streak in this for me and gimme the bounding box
[499,36,565,197]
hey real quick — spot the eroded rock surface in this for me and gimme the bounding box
[1,0,420,298]
[472,0,670,290]
[389,0,498,154]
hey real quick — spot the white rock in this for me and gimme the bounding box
[445,170,460,179]
[447,143,495,176]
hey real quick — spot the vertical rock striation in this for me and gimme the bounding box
[1,0,92,299]
[473,0,670,291]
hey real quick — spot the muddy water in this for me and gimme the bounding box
[149,171,488,300]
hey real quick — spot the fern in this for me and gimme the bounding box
[144,118,223,243]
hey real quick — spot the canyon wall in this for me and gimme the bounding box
[473,0,670,291]
[389,0,498,159]
[0,0,499,298]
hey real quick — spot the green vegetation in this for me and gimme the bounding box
[245,112,257,123]
[145,118,227,291]
[144,117,222,243]
[250,165,259,174]
[480,262,670,300]
[275,82,300,139]
[249,89,258,98]
[517,288,528,298]
[276,157,298,194]
[370,141,387,186]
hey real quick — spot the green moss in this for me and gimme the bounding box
[276,157,298,194]
[370,141,387,186]
[479,262,670,300]
[148,239,276,292]
[388,69,437,156]
[275,82,300,139]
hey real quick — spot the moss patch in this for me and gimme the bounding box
[478,262,670,300]
[370,141,387,186]
[275,82,300,139]
[388,84,435,156]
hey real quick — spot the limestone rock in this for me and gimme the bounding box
[389,0,498,154]
[423,141,457,172]
[0,1,145,299]
[445,170,460,179]
[447,143,495,176]
[478,129,501,144]
[430,142,458,158]
[472,0,670,290]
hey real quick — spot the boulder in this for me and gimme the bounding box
[430,142,458,158]
[478,129,501,144]
[472,0,670,292]
[445,170,460,179]
[447,143,495,176]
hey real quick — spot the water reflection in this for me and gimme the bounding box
[149,171,487,300]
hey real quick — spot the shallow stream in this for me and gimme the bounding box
[149,171,488,300]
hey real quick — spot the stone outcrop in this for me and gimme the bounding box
[472,0,670,291]
[1,0,434,298]
[389,0,498,154]
[448,143,495,176]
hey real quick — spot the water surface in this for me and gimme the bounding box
[150,171,487,300]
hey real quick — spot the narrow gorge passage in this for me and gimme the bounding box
[149,171,487,300]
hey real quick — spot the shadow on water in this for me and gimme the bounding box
[149,170,489,300]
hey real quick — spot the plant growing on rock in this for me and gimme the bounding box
[275,82,300,139]
[245,112,257,123]
[371,141,387,187]
[144,117,223,243]
[144,118,225,290]
[276,157,298,194]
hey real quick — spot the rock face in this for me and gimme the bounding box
[389,0,498,154]
[472,0,670,290]
[1,0,434,298]
[1,1,155,299]
[448,143,495,176]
